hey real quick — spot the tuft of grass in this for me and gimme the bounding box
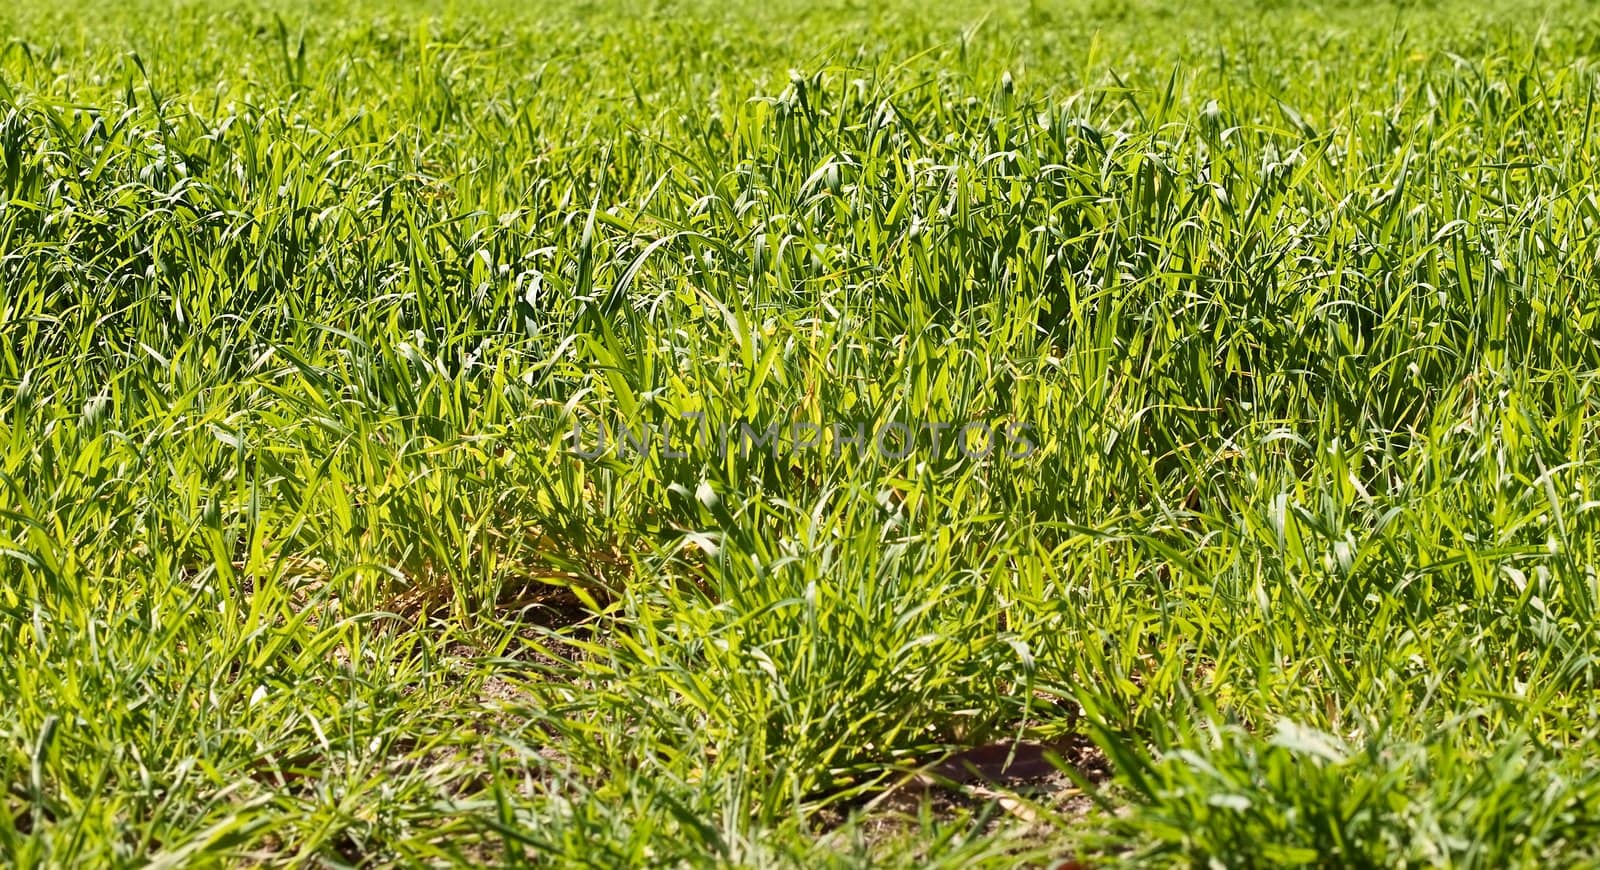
[4,0,1600,864]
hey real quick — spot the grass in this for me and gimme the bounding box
[4,0,1600,864]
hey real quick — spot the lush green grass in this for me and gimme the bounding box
[5,0,1600,864]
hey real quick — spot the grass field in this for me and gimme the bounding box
[5,0,1600,864]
